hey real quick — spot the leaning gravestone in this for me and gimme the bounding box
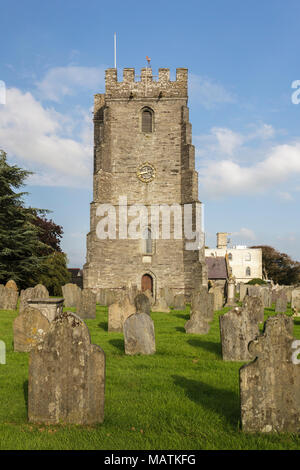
[28,311,105,425]
[185,287,214,334]
[292,289,300,315]
[275,294,288,313]
[62,283,81,308]
[173,294,186,310]
[219,305,260,361]
[123,313,156,355]
[14,307,50,352]
[242,295,264,323]
[108,295,136,332]
[19,284,49,313]
[240,314,300,432]
[76,289,96,319]
[0,285,19,310]
[134,293,151,316]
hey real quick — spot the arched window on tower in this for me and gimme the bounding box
[246,267,251,277]
[143,227,153,254]
[142,108,153,133]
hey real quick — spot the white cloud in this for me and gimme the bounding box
[278,191,294,201]
[189,73,235,109]
[36,65,105,102]
[232,228,256,241]
[0,88,92,187]
[198,142,300,198]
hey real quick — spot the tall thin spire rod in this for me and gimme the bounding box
[114,33,117,69]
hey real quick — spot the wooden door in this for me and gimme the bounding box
[141,274,153,293]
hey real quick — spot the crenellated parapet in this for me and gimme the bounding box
[105,67,188,99]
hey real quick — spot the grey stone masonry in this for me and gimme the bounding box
[240,314,300,432]
[185,287,214,334]
[108,295,136,332]
[124,313,156,355]
[28,311,105,425]
[83,67,207,302]
[242,295,264,323]
[0,285,18,310]
[76,289,97,319]
[14,307,50,352]
[219,306,259,361]
[19,284,49,314]
[27,298,63,322]
[62,283,81,308]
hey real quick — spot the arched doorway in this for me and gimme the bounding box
[141,274,153,294]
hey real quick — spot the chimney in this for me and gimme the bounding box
[217,232,228,249]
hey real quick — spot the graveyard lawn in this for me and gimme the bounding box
[1,303,300,450]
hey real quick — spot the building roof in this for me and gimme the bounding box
[205,256,228,280]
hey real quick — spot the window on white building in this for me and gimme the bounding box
[246,266,251,276]
[245,252,251,261]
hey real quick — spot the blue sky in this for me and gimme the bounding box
[1,0,300,266]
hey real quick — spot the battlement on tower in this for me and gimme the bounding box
[104,67,188,99]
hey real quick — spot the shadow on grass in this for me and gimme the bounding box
[108,338,124,352]
[187,338,222,357]
[23,380,28,409]
[173,313,189,320]
[98,321,108,331]
[175,326,186,333]
[172,375,239,427]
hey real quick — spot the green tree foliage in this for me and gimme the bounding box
[0,150,71,292]
[251,245,300,285]
[37,251,71,296]
[246,278,267,285]
[0,150,46,288]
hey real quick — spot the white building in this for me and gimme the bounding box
[205,233,262,283]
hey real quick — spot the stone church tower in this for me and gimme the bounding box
[83,67,207,300]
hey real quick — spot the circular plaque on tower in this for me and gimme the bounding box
[136,162,156,183]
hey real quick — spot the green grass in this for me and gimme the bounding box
[0,302,300,450]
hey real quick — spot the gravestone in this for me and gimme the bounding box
[275,294,288,313]
[62,283,81,308]
[27,298,64,322]
[160,287,174,307]
[5,280,18,291]
[14,307,50,352]
[151,296,170,313]
[261,287,272,308]
[219,305,260,361]
[76,289,97,319]
[209,286,224,311]
[19,284,49,313]
[28,311,105,425]
[239,284,248,302]
[143,289,155,305]
[0,285,19,310]
[225,278,237,307]
[108,295,136,332]
[134,293,151,316]
[292,289,300,315]
[242,295,264,323]
[173,294,186,310]
[185,287,214,334]
[123,313,156,355]
[240,314,300,432]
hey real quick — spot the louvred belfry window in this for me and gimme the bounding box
[142,108,153,133]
